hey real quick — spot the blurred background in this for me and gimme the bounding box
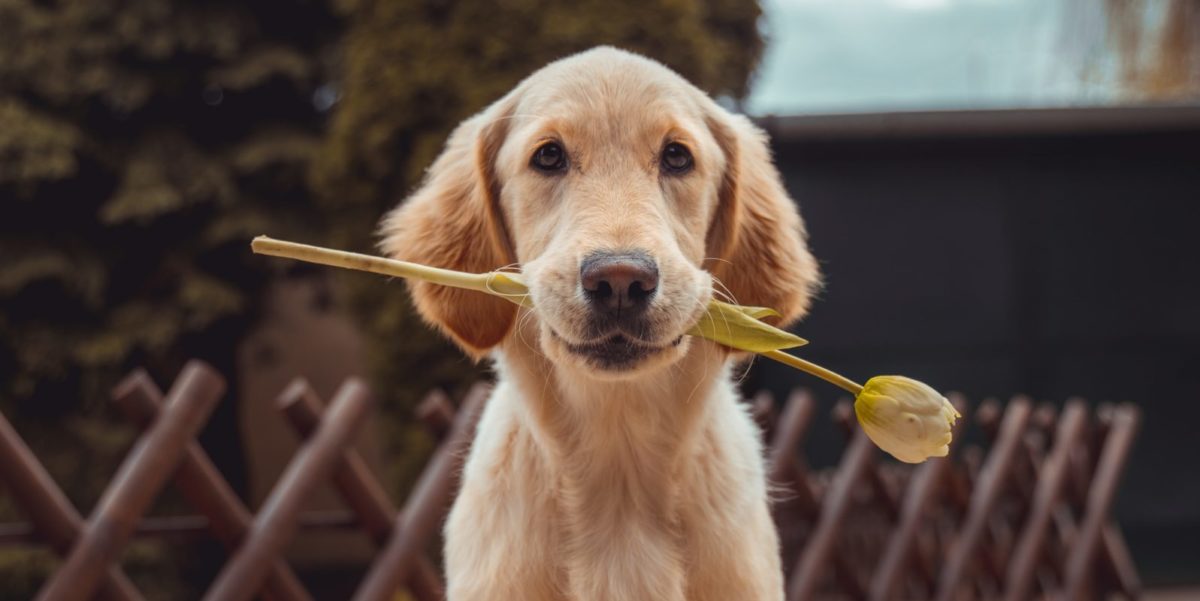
[1,0,1197,597]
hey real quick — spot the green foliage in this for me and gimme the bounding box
[0,0,338,410]
[0,98,81,183]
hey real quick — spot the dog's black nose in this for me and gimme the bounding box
[580,251,659,316]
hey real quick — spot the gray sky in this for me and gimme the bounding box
[746,0,1128,115]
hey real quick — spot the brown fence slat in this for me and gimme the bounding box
[934,397,1032,601]
[1101,522,1141,599]
[1004,400,1088,601]
[352,383,489,601]
[872,454,945,601]
[0,412,144,601]
[768,389,817,516]
[201,378,372,601]
[1,510,363,545]
[112,369,313,601]
[749,390,779,437]
[787,407,874,601]
[1078,408,1142,600]
[1063,404,1141,601]
[280,380,445,601]
[36,360,225,601]
[416,389,455,441]
[870,394,969,601]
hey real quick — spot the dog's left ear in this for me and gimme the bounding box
[703,108,821,327]
[380,100,517,358]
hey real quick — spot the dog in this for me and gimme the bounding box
[382,47,819,601]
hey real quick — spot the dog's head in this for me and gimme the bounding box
[382,47,819,377]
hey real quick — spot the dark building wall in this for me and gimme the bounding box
[755,109,1200,584]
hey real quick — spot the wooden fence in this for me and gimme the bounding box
[0,360,1140,600]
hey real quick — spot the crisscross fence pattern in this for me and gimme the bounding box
[0,360,1140,600]
[753,390,1141,601]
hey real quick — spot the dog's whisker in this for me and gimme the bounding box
[709,274,740,307]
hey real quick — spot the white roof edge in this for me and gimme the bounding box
[755,104,1200,141]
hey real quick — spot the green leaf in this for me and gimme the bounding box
[687,300,807,353]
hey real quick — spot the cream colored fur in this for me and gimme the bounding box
[381,47,819,601]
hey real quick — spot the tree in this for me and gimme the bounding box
[0,0,341,438]
[1063,0,1200,100]
[0,0,340,595]
[1104,0,1199,99]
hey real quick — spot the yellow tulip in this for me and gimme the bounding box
[854,376,961,463]
[251,236,958,463]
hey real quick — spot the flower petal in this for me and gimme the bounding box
[855,375,957,463]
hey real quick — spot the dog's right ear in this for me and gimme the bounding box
[380,101,517,359]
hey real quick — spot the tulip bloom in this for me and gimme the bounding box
[854,376,961,463]
[251,236,959,463]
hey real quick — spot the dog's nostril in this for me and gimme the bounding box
[627,279,654,301]
[580,251,659,314]
[592,280,614,299]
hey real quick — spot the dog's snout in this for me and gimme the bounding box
[580,251,659,315]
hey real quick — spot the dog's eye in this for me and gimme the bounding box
[531,142,568,173]
[661,142,693,174]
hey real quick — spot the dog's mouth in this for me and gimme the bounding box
[552,330,684,370]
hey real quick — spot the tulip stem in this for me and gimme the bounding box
[761,350,864,396]
[252,235,868,397]
[252,236,494,293]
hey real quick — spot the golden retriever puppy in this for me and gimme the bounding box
[382,46,819,601]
